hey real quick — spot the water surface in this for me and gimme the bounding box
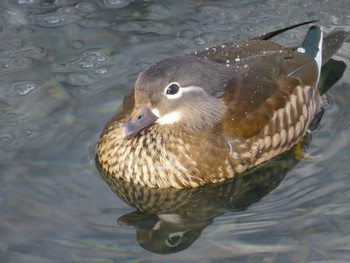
[1,0,350,262]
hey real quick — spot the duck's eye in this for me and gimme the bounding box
[166,83,180,95]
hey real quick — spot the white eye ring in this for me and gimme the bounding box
[164,82,183,99]
[164,83,205,100]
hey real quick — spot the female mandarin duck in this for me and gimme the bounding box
[97,22,346,188]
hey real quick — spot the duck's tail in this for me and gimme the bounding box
[297,25,347,94]
[298,26,323,84]
[255,21,347,65]
[255,22,347,94]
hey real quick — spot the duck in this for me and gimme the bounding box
[97,21,347,188]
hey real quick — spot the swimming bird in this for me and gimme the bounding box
[97,22,347,188]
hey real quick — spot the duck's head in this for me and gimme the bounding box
[121,55,235,138]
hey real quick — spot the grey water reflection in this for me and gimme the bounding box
[0,0,350,262]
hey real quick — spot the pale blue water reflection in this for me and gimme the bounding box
[0,0,350,262]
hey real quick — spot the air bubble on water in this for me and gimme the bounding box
[16,82,36,95]
[35,13,81,27]
[17,128,38,138]
[14,57,32,68]
[197,4,225,18]
[116,21,142,32]
[0,58,11,69]
[6,81,38,97]
[149,21,172,35]
[68,73,94,86]
[116,21,172,35]
[4,8,29,26]
[103,0,130,9]
[146,4,170,19]
[18,85,35,95]
[76,2,98,12]
[77,18,110,28]
[0,133,18,151]
[193,36,206,45]
[77,61,94,68]
[128,35,140,44]
[178,29,196,41]
[68,50,108,69]
[44,16,60,24]
[0,40,23,53]
[57,6,77,14]
[0,57,32,74]
[15,47,47,59]
[71,40,85,49]
[94,68,108,75]
[17,0,35,4]
[53,0,75,6]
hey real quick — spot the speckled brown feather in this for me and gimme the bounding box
[193,40,320,171]
[97,24,345,188]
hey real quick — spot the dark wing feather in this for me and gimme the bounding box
[208,40,318,141]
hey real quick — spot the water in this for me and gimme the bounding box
[0,0,349,262]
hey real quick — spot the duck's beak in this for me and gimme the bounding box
[121,106,158,138]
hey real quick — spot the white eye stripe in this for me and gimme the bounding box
[151,108,160,117]
[157,111,181,125]
[164,83,204,100]
[151,107,180,125]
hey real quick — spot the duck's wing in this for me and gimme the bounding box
[219,40,319,140]
[214,27,324,168]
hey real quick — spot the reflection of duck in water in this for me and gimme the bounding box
[96,21,347,189]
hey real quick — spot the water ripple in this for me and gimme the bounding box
[0,133,20,151]
[70,40,85,49]
[14,47,46,59]
[53,49,109,72]
[77,17,110,28]
[35,13,81,27]
[6,81,38,97]
[0,57,32,75]
[114,20,173,35]
[0,40,23,53]
[101,0,130,9]
[67,73,94,86]
[75,2,99,13]
[146,4,170,19]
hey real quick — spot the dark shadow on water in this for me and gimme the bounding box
[96,58,346,255]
